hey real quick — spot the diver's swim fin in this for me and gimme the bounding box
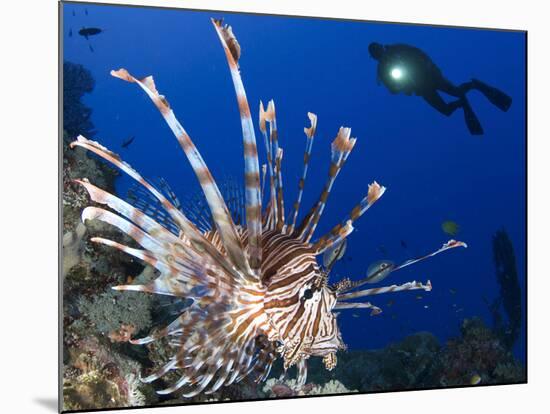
[462,99,484,135]
[472,78,512,112]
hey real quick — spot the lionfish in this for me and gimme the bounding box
[70,18,466,397]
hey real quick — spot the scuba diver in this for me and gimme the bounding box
[368,42,512,135]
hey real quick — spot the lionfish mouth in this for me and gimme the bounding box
[70,18,467,397]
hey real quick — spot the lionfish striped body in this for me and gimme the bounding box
[71,19,466,397]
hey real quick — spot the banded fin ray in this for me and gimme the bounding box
[259,101,277,229]
[288,112,317,234]
[71,136,246,285]
[110,68,254,280]
[295,127,356,242]
[212,18,263,274]
[337,239,468,295]
[314,181,386,254]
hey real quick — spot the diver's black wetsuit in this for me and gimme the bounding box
[369,42,512,135]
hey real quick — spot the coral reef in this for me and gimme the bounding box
[435,317,525,387]
[77,288,153,338]
[62,222,87,277]
[262,378,356,398]
[63,336,157,411]
[301,331,441,392]
[63,61,96,140]
[62,61,157,411]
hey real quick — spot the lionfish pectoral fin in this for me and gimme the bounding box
[337,280,432,301]
[140,360,178,383]
[335,238,465,295]
[156,375,190,395]
[333,301,382,316]
[110,68,255,280]
[72,136,246,285]
[296,359,308,387]
[391,239,468,272]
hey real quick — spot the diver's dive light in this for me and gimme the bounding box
[390,66,404,80]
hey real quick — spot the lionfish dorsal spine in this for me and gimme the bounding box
[293,127,356,242]
[259,99,280,231]
[211,18,263,274]
[274,147,286,231]
[314,181,386,254]
[287,112,317,235]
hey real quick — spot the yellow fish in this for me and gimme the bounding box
[470,374,481,385]
[442,220,460,236]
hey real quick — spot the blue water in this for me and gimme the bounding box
[62,2,526,360]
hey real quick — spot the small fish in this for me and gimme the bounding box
[352,313,360,318]
[470,374,481,385]
[449,288,457,295]
[89,44,94,53]
[364,260,395,284]
[323,238,347,271]
[423,305,429,309]
[400,239,407,249]
[416,295,423,300]
[78,27,103,40]
[452,303,457,308]
[442,220,460,236]
[455,307,464,313]
[69,28,73,37]
[85,8,88,15]
[72,10,75,16]
[121,135,136,148]
[386,300,394,307]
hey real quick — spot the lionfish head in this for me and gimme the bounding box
[262,237,345,371]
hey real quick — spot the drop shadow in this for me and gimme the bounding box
[34,397,58,412]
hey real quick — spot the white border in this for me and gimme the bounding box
[2,0,548,413]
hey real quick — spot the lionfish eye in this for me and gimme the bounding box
[303,288,313,300]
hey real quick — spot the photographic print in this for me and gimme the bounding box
[60,1,526,411]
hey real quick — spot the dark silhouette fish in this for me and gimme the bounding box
[69,28,72,37]
[78,27,103,40]
[121,135,135,148]
[85,8,88,15]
